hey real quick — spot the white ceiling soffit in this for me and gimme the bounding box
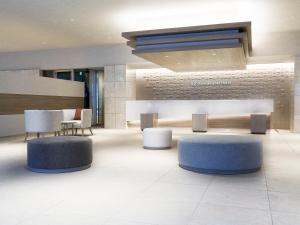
[122,22,252,72]
[0,0,300,54]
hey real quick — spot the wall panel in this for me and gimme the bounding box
[136,67,293,129]
[0,94,84,115]
[0,69,85,137]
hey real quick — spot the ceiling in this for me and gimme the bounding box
[0,0,299,53]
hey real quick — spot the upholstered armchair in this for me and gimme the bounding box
[24,110,63,141]
[74,109,93,136]
[62,109,93,136]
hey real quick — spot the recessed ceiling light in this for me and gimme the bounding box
[164,55,169,58]
[212,53,217,56]
[70,18,75,22]
[41,41,47,45]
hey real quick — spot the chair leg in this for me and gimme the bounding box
[37,132,40,138]
[89,127,93,135]
[81,128,84,136]
[54,131,57,136]
[24,132,28,142]
[58,131,61,136]
[75,128,78,135]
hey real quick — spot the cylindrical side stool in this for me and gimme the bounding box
[143,128,172,150]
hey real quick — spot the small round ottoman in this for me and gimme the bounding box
[27,136,93,173]
[143,128,172,150]
[178,135,262,175]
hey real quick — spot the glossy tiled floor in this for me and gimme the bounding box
[0,128,300,225]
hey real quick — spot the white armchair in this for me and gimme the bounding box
[74,109,93,136]
[62,109,93,136]
[24,110,63,141]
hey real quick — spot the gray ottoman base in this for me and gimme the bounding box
[178,135,263,175]
[179,164,261,175]
[27,136,93,173]
[143,146,171,150]
[27,164,91,173]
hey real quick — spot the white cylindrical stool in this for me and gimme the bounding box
[143,128,172,150]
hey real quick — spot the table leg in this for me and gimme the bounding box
[72,124,74,136]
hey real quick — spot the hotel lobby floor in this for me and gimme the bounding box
[0,128,300,225]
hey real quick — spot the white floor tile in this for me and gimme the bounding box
[114,199,198,225]
[210,171,267,191]
[202,186,270,210]
[269,191,300,214]
[18,210,108,225]
[189,203,272,225]
[157,167,213,187]
[138,182,206,202]
[105,218,157,225]
[266,169,300,194]
[272,212,300,225]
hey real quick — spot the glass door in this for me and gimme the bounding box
[89,69,104,127]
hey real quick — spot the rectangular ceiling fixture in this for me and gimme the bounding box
[122,22,252,72]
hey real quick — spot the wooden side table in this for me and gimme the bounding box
[61,121,77,136]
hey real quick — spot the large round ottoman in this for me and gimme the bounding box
[143,128,172,150]
[27,136,93,173]
[178,135,262,175]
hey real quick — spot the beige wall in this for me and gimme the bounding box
[136,66,294,129]
[0,69,84,137]
[0,69,84,97]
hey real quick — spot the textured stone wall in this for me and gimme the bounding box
[136,68,294,129]
[104,65,136,129]
[104,65,126,128]
[294,58,300,132]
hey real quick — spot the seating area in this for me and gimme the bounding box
[1,1,300,224]
[24,109,93,141]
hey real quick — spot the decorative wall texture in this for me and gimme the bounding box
[136,68,294,129]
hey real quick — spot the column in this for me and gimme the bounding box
[104,65,129,129]
[294,57,300,132]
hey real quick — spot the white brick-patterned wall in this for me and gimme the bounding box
[104,65,134,129]
[136,67,294,129]
[294,57,300,132]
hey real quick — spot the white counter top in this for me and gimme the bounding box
[126,99,274,121]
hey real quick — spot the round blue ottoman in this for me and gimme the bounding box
[178,135,262,175]
[27,136,93,173]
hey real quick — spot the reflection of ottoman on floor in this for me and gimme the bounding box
[178,135,262,175]
[27,136,93,173]
[143,128,172,150]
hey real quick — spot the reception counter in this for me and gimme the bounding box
[126,99,274,121]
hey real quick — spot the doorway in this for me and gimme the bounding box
[89,69,104,127]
